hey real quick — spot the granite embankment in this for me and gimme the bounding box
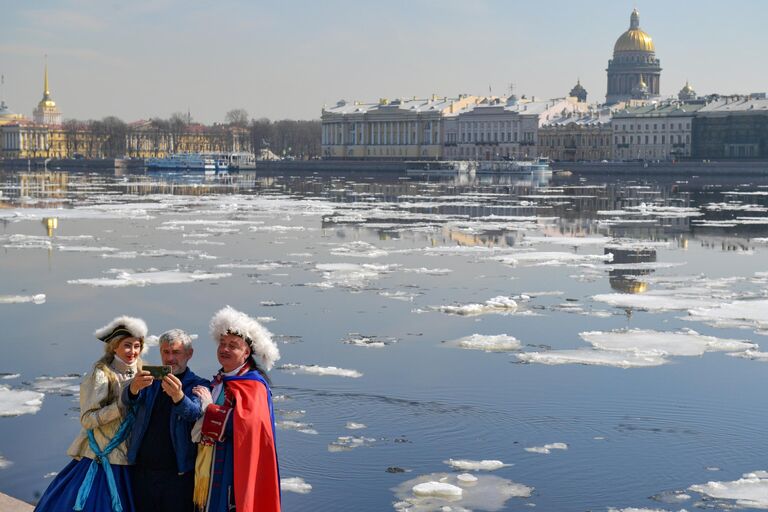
[0,492,33,512]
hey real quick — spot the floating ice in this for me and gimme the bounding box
[31,376,81,396]
[729,350,768,362]
[0,386,45,417]
[494,251,613,267]
[593,293,715,312]
[393,472,532,512]
[517,350,668,368]
[68,270,231,287]
[379,290,418,302]
[330,241,389,258]
[0,455,11,469]
[581,329,755,357]
[429,296,518,316]
[687,299,768,332]
[311,263,396,290]
[276,420,318,435]
[0,374,20,380]
[281,477,312,494]
[523,236,608,247]
[328,435,375,452]
[457,473,478,484]
[445,459,509,471]
[250,225,308,233]
[58,246,119,252]
[402,267,453,275]
[343,334,396,348]
[1,234,52,250]
[451,334,522,352]
[346,422,367,430]
[524,442,568,454]
[689,470,768,509]
[216,261,295,270]
[413,481,463,498]
[279,364,362,378]
[0,294,46,305]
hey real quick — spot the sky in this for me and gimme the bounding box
[1,0,767,124]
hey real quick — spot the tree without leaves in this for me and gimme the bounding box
[225,108,249,127]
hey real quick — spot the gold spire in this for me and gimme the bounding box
[43,55,50,100]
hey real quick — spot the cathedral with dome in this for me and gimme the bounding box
[605,9,661,104]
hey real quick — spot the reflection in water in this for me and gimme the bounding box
[607,247,656,294]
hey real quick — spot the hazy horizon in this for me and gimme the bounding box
[2,0,767,124]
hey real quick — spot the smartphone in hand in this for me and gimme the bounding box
[143,365,172,379]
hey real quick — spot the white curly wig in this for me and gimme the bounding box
[210,306,280,371]
[94,315,148,343]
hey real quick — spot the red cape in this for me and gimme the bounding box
[228,378,281,512]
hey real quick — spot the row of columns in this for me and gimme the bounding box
[323,121,440,146]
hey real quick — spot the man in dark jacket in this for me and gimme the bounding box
[124,329,210,512]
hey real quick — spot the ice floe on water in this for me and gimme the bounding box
[444,459,510,471]
[402,267,453,275]
[216,261,295,270]
[1,234,52,250]
[343,333,397,348]
[448,334,522,352]
[276,420,318,435]
[689,470,768,509]
[278,364,362,378]
[493,251,613,267]
[58,245,119,253]
[0,454,11,469]
[0,386,45,417]
[524,442,568,454]
[68,269,231,287]
[517,329,755,368]
[346,422,367,430]
[729,350,768,361]
[328,435,375,452]
[581,329,755,357]
[687,299,768,333]
[31,375,81,396]
[330,241,389,258]
[593,293,716,312]
[393,472,533,512]
[249,225,309,233]
[518,349,668,368]
[424,296,519,316]
[310,263,396,290]
[281,477,312,494]
[0,294,45,304]
[523,236,608,247]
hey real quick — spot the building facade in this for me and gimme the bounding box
[692,96,768,159]
[321,95,483,160]
[611,102,703,161]
[444,97,588,161]
[606,9,661,104]
[538,109,613,162]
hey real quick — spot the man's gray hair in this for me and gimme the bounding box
[158,328,193,350]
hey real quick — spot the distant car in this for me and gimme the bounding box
[73,153,85,160]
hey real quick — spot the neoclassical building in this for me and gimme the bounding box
[606,9,662,104]
[33,61,62,126]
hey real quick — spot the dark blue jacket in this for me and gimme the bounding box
[122,368,210,473]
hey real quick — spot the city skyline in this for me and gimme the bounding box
[2,0,767,124]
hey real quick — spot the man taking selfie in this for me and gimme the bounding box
[123,329,210,512]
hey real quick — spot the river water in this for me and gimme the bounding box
[1,167,768,511]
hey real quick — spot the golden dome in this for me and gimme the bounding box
[614,9,655,54]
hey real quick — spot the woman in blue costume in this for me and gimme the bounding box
[35,316,148,512]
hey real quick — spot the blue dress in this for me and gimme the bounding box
[34,458,134,512]
[35,360,138,512]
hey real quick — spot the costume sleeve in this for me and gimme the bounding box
[120,379,147,407]
[231,380,280,512]
[80,368,121,429]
